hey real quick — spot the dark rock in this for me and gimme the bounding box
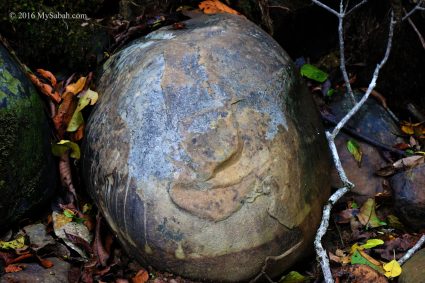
[399,248,425,283]
[390,164,425,230]
[330,92,402,202]
[0,257,71,283]
[23,223,55,251]
[0,43,56,230]
[83,14,331,281]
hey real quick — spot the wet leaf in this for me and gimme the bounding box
[375,165,396,177]
[63,209,75,218]
[52,140,81,159]
[38,257,54,268]
[132,269,149,283]
[199,0,241,15]
[300,64,329,83]
[336,265,388,283]
[52,211,92,259]
[65,76,87,95]
[0,235,27,250]
[53,92,77,138]
[361,239,384,249]
[357,198,386,228]
[36,69,57,87]
[347,139,362,165]
[67,89,99,132]
[279,271,310,282]
[386,215,405,230]
[383,260,402,278]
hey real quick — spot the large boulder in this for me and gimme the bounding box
[0,43,56,229]
[83,14,330,281]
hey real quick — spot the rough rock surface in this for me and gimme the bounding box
[0,43,55,230]
[329,92,402,202]
[390,164,425,230]
[83,14,331,281]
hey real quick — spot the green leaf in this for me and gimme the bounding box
[0,234,26,250]
[73,217,87,224]
[300,64,329,83]
[326,88,335,97]
[360,239,384,249]
[350,250,381,272]
[52,140,81,159]
[63,209,75,218]
[279,271,309,283]
[347,139,362,164]
[67,89,98,132]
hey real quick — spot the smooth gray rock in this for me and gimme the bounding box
[83,14,330,281]
[399,248,425,283]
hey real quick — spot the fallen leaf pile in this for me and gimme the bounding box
[199,0,241,15]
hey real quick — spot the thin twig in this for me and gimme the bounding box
[346,0,368,15]
[402,0,425,21]
[404,8,425,50]
[312,9,396,283]
[331,12,395,139]
[398,234,425,265]
[311,0,339,16]
[314,187,350,283]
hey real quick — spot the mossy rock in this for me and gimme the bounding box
[0,43,56,230]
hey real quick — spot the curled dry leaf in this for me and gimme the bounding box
[335,264,388,283]
[36,69,57,87]
[393,155,424,169]
[66,76,87,95]
[199,0,240,15]
[28,73,61,103]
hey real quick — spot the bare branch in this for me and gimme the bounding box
[404,8,425,50]
[331,12,395,139]
[398,234,425,265]
[314,186,350,283]
[402,0,425,21]
[338,0,356,103]
[311,0,339,16]
[347,0,368,15]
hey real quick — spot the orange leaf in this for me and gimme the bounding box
[29,73,61,103]
[38,258,54,268]
[132,269,149,283]
[199,0,240,15]
[36,69,57,87]
[5,264,23,273]
[8,253,33,264]
[66,76,87,95]
[53,92,77,138]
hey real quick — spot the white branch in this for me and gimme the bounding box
[314,186,350,283]
[398,234,425,265]
[402,0,425,21]
[347,0,368,15]
[310,6,396,282]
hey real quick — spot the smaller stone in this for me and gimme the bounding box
[329,92,402,202]
[399,248,425,283]
[390,164,425,230]
[23,223,55,251]
[0,257,71,283]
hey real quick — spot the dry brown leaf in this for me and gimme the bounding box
[132,269,149,283]
[53,92,77,138]
[393,155,424,169]
[36,69,57,87]
[72,124,85,141]
[358,250,382,267]
[199,0,240,15]
[66,76,87,95]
